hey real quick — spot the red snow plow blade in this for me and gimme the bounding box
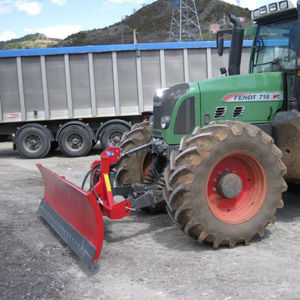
[37,147,131,266]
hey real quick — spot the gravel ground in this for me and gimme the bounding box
[1,141,300,300]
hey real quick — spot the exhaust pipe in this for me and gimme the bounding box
[228,14,244,76]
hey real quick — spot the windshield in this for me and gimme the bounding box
[252,18,297,73]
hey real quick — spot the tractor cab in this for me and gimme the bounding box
[218,0,298,104]
[250,17,297,73]
[218,0,298,75]
[251,9,298,108]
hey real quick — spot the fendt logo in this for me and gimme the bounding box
[223,92,283,102]
[273,94,281,99]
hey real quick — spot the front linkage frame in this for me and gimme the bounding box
[37,146,162,266]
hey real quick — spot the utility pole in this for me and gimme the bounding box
[133,29,137,44]
[169,0,203,42]
[121,23,124,44]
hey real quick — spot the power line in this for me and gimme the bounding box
[169,0,203,42]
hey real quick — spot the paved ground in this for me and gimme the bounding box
[1,141,300,300]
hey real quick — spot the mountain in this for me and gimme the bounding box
[0,33,61,50]
[0,0,251,50]
[58,0,251,46]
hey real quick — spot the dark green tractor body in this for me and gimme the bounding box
[153,72,285,145]
[117,0,300,247]
[153,9,298,147]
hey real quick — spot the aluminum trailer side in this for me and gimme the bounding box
[0,41,252,158]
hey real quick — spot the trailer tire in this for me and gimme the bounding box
[164,121,287,248]
[58,125,92,157]
[16,127,51,159]
[100,123,129,149]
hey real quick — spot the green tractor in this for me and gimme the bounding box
[116,0,300,248]
[38,1,300,266]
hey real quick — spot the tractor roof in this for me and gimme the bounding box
[252,0,297,21]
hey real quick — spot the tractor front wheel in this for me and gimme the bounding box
[115,121,152,185]
[115,121,165,212]
[164,121,287,248]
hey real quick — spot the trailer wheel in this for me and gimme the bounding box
[16,127,51,159]
[58,125,92,157]
[164,121,287,248]
[100,123,129,149]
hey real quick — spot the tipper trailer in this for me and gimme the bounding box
[0,42,251,158]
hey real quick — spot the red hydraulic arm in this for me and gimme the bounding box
[90,147,132,219]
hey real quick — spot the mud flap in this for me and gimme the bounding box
[37,164,104,266]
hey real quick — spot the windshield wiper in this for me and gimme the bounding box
[254,58,283,72]
[254,36,265,66]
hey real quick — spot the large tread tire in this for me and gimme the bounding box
[116,121,152,185]
[164,121,287,248]
[272,110,300,182]
[115,121,165,212]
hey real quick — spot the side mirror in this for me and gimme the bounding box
[217,31,224,56]
[220,67,227,76]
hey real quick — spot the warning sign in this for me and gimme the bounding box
[223,92,283,102]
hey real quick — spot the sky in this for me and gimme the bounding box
[0,0,284,41]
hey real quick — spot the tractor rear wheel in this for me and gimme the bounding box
[164,121,287,248]
[115,121,165,212]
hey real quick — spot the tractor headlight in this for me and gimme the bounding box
[279,0,288,10]
[252,1,293,21]
[155,88,169,98]
[259,6,267,15]
[253,9,260,18]
[161,116,171,129]
[269,3,278,11]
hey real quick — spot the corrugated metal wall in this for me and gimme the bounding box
[0,42,252,123]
